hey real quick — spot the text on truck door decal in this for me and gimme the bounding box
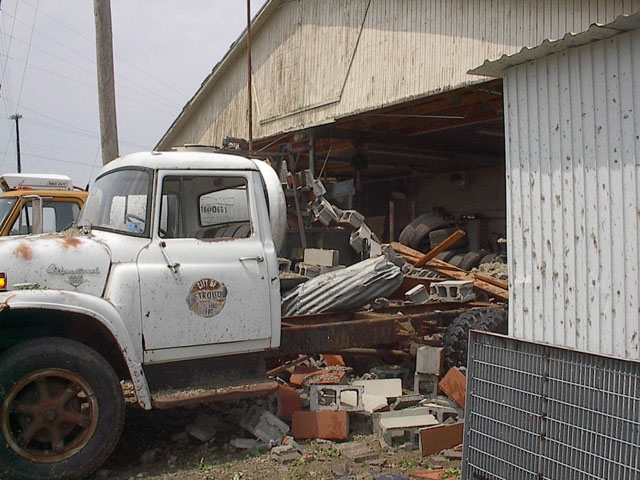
[186,278,227,317]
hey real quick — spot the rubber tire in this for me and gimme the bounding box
[459,251,482,271]
[448,253,466,267]
[435,249,465,262]
[443,308,508,370]
[479,253,499,265]
[398,213,449,251]
[0,338,125,480]
[428,227,468,250]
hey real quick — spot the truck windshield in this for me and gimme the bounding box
[0,197,16,229]
[78,168,152,237]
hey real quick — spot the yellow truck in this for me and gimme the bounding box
[0,174,87,236]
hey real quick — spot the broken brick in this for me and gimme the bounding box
[322,354,346,366]
[418,422,464,457]
[438,367,466,408]
[278,385,302,420]
[292,410,349,440]
[289,367,346,386]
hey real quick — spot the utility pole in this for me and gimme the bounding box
[246,0,253,151]
[9,114,22,173]
[93,0,119,165]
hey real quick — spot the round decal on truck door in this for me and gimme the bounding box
[186,279,228,317]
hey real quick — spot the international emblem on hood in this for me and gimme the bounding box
[186,279,227,318]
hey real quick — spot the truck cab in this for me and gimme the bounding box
[0,151,285,480]
[0,173,87,236]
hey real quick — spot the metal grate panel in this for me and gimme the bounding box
[463,332,640,480]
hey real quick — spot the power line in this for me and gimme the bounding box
[14,0,38,111]
[20,152,97,168]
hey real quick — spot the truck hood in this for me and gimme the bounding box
[0,231,111,296]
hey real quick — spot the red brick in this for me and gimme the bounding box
[291,411,349,440]
[410,469,458,479]
[322,354,346,366]
[278,385,302,420]
[289,367,346,386]
[438,367,466,408]
[419,422,464,457]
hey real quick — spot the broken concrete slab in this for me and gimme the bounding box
[390,394,423,411]
[418,422,464,457]
[415,346,444,375]
[405,284,430,304]
[343,391,388,414]
[185,413,218,442]
[352,378,402,399]
[339,443,379,463]
[230,438,268,450]
[438,367,466,408]
[292,410,349,440]
[239,405,289,446]
[270,444,302,463]
[418,402,460,424]
[310,384,364,412]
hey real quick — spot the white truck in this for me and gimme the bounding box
[0,151,290,479]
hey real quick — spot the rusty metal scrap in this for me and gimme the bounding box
[281,256,403,316]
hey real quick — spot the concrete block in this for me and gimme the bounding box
[311,197,341,226]
[310,384,364,412]
[415,346,444,375]
[342,391,387,414]
[390,394,423,411]
[239,405,289,446]
[339,443,379,463]
[230,438,267,450]
[373,407,439,447]
[304,248,340,267]
[352,378,402,399]
[339,210,365,229]
[405,284,430,304]
[292,410,349,440]
[418,402,460,424]
[418,422,464,457]
[270,444,301,463]
[429,280,476,302]
[278,385,302,420]
[439,367,466,408]
[413,373,438,398]
[296,262,345,278]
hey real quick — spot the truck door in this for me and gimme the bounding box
[137,170,278,359]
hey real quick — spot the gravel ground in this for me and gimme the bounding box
[89,404,461,480]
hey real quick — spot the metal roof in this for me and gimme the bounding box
[470,12,640,78]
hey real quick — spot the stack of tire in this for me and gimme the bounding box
[399,212,505,272]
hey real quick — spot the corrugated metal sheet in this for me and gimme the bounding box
[157,0,640,150]
[503,27,640,359]
[463,331,640,479]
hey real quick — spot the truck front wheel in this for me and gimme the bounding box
[0,337,125,480]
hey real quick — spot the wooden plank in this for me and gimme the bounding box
[413,229,466,267]
[472,272,508,290]
[427,258,509,301]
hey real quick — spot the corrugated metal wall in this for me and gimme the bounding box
[505,28,640,359]
[159,0,640,149]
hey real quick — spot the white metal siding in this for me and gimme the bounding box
[159,0,640,149]
[505,28,640,359]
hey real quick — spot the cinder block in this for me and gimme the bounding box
[339,210,365,229]
[418,422,464,457]
[373,407,439,447]
[439,367,467,408]
[429,280,476,302]
[304,248,340,267]
[405,284,430,304]
[418,402,460,424]
[416,346,444,375]
[278,385,302,420]
[292,411,349,440]
[310,384,364,412]
[239,405,289,445]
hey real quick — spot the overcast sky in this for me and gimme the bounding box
[0,0,267,187]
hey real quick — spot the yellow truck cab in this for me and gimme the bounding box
[0,173,87,236]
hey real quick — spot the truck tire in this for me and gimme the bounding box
[443,308,508,370]
[398,213,449,251]
[448,253,466,268]
[0,338,125,480]
[428,227,468,250]
[479,253,499,265]
[459,251,482,271]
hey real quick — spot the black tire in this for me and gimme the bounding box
[435,249,465,262]
[398,213,449,251]
[0,338,125,480]
[479,253,499,265]
[448,253,466,267]
[443,309,508,370]
[459,251,482,271]
[428,227,468,250]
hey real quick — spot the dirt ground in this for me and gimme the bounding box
[91,404,461,480]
